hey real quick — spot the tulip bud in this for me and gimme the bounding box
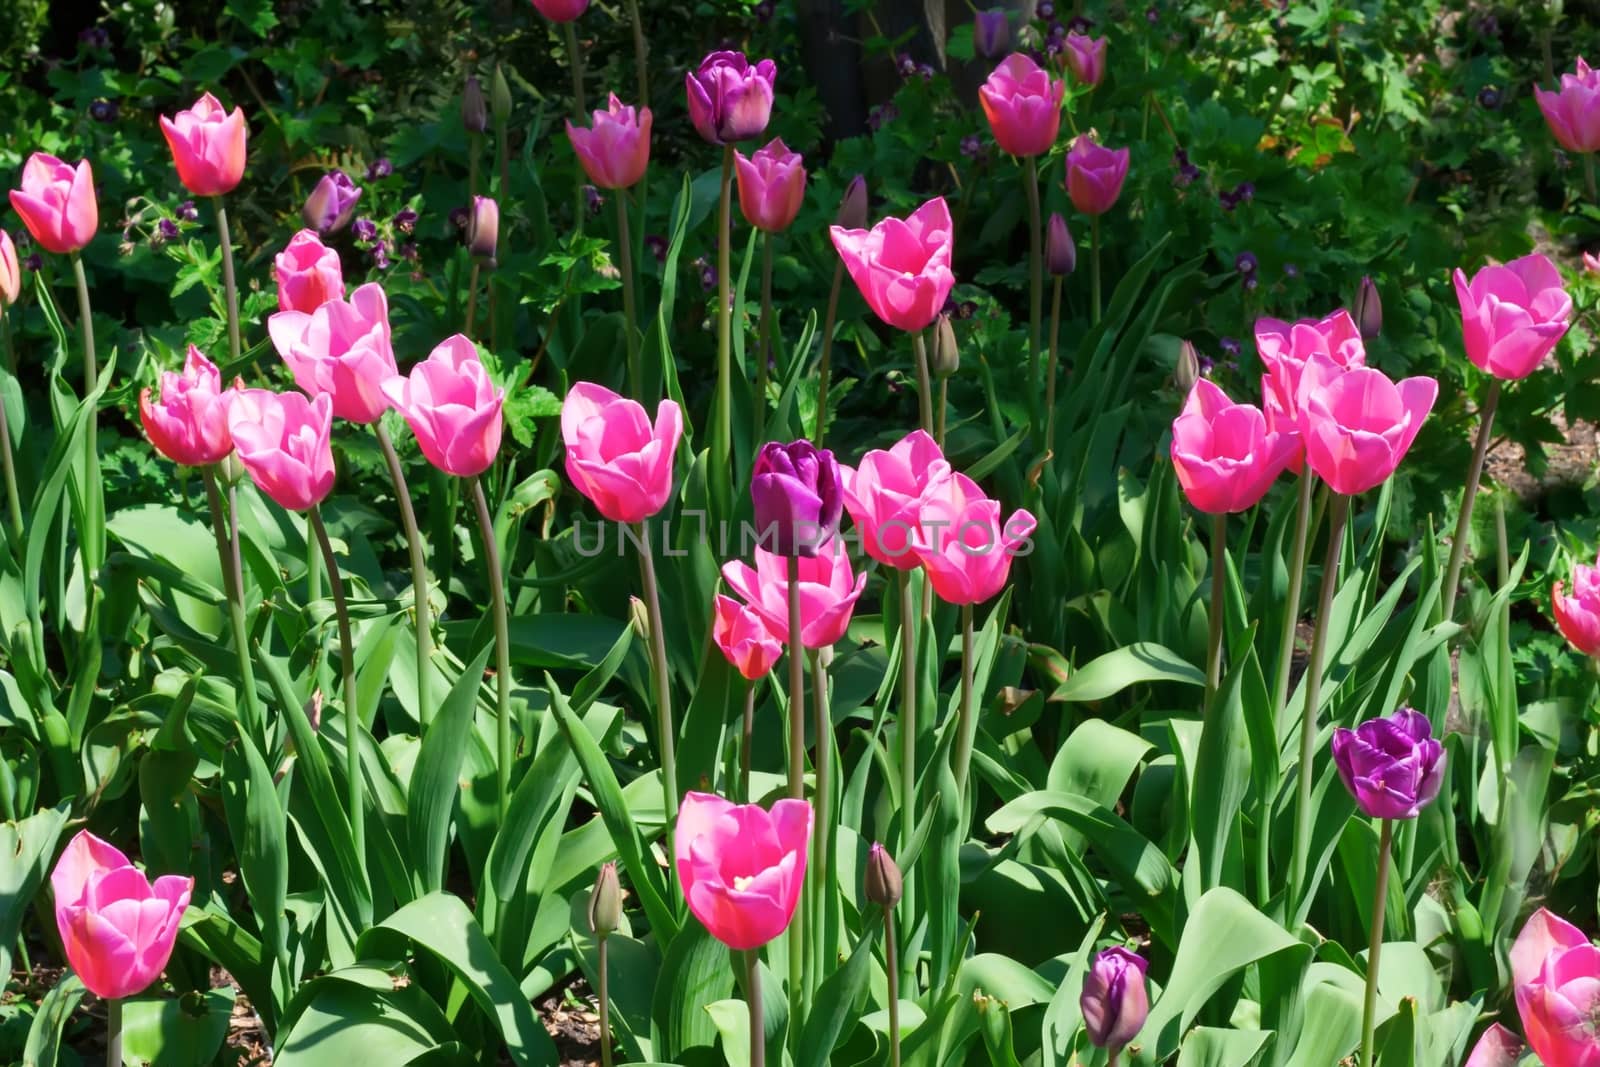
[836,174,868,230]
[491,64,513,127]
[1355,275,1382,339]
[931,314,960,378]
[588,861,622,937]
[1046,212,1075,276]
[462,75,488,134]
[864,842,903,907]
[974,8,1010,59]
[1175,340,1200,392]
[628,595,650,643]
[467,196,499,267]
[1081,947,1149,1053]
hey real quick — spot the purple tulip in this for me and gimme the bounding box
[303,170,362,235]
[1331,708,1446,820]
[1046,212,1075,275]
[750,440,842,557]
[1081,947,1149,1053]
[1355,274,1383,339]
[974,8,1010,59]
[467,195,499,266]
[685,51,777,145]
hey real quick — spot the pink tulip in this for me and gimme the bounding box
[685,51,777,146]
[830,196,956,333]
[1512,909,1591,990]
[721,539,866,648]
[1254,309,1366,472]
[1462,1024,1523,1067]
[909,472,1036,605]
[735,138,807,234]
[1170,379,1297,514]
[1511,909,1600,1067]
[227,389,337,511]
[139,346,234,466]
[1535,58,1600,154]
[674,790,812,950]
[8,153,98,255]
[561,382,682,524]
[1065,136,1129,216]
[711,594,783,680]
[1453,253,1572,380]
[1585,251,1600,275]
[839,429,952,569]
[978,53,1065,158]
[267,282,397,424]
[274,229,345,313]
[1296,353,1436,495]
[382,334,504,478]
[530,0,589,21]
[566,94,653,190]
[0,229,18,307]
[159,92,248,197]
[1553,560,1600,656]
[1064,33,1107,87]
[52,831,193,1001]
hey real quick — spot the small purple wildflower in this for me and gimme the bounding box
[177,200,199,221]
[89,100,118,123]
[352,217,378,243]
[645,234,668,264]
[1219,336,1241,357]
[366,157,393,181]
[393,208,418,233]
[584,185,604,215]
[157,219,179,241]
[1234,251,1258,275]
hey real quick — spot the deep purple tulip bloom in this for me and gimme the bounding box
[1331,708,1446,820]
[751,440,842,557]
[303,170,362,235]
[974,8,1010,59]
[685,51,777,145]
[1081,947,1149,1053]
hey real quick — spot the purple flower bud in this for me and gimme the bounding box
[177,200,199,221]
[462,75,488,134]
[352,217,378,243]
[79,27,111,49]
[400,241,419,262]
[1146,6,1159,24]
[917,63,936,82]
[393,208,418,233]
[1243,275,1259,292]
[960,133,984,158]
[1036,0,1054,18]
[1049,21,1067,40]
[1067,15,1094,33]
[751,439,843,557]
[303,170,363,235]
[1331,707,1445,819]
[645,233,669,263]
[158,219,179,240]
[1478,86,1502,110]
[864,843,903,907]
[867,103,898,131]
[974,8,1010,59]
[836,174,868,229]
[373,241,391,270]
[584,185,604,216]
[1355,275,1382,339]
[467,195,499,266]
[1283,262,1299,278]
[897,53,918,78]
[1219,336,1241,357]
[89,99,118,123]
[449,205,470,230]
[753,0,775,20]
[23,254,41,273]
[1234,251,1258,275]
[1081,948,1149,1053]
[366,157,393,181]
[1046,212,1076,275]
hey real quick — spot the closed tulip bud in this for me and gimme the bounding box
[629,595,651,643]
[491,64,513,126]
[0,229,19,309]
[302,171,362,235]
[1175,339,1200,391]
[836,174,868,230]
[1046,212,1075,275]
[588,861,622,937]
[931,314,960,378]
[974,8,1010,59]
[1081,947,1149,1053]
[864,842,903,907]
[462,75,488,134]
[1355,274,1382,339]
[467,196,499,266]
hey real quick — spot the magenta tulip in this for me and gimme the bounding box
[9,153,98,255]
[675,791,812,950]
[830,196,956,333]
[685,51,777,145]
[1453,253,1572,380]
[1295,353,1436,495]
[1553,558,1600,656]
[227,389,337,511]
[735,138,807,234]
[159,92,248,197]
[1065,137,1129,216]
[750,439,842,557]
[1170,379,1297,514]
[267,282,397,424]
[978,53,1065,158]
[909,472,1036,605]
[566,94,653,190]
[1511,909,1600,1067]
[1255,309,1366,471]
[839,429,953,569]
[1063,32,1107,87]
[712,594,783,681]
[1462,1024,1523,1067]
[1081,947,1149,1054]
[560,382,682,524]
[721,539,866,649]
[139,346,234,467]
[530,0,589,20]
[274,229,345,314]
[382,334,504,478]
[1535,58,1600,154]
[1512,909,1591,990]
[0,229,18,307]
[1330,707,1445,820]
[52,831,193,1001]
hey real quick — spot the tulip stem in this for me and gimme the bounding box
[884,905,902,1067]
[464,262,482,341]
[1024,155,1043,431]
[375,424,434,729]
[1090,215,1102,325]
[1273,472,1316,720]
[953,603,977,798]
[203,468,263,739]
[1586,153,1597,205]
[1289,492,1350,913]
[105,997,121,1067]
[755,234,774,444]
[70,253,101,578]
[562,21,588,120]
[911,331,934,437]
[713,147,735,503]
[896,571,917,947]
[624,0,649,107]
[1359,818,1393,1067]
[809,648,832,997]
[634,520,679,832]
[309,505,365,864]
[745,949,764,1067]
[785,553,806,1006]
[1206,513,1227,701]
[470,478,514,823]
[936,379,948,448]
[597,936,615,1067]
[616,192,641,398]
[740,680,755,803]
[1044,276,1063,454]
[214,197,242,366]
[1440,379,1501,625]
[0,309,24,546]
[814,260,844,445]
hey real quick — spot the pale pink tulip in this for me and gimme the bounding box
[1512,910,1600,1067]
[227,389,337,511]
[1554,559,1600,657]
[675,791,812,950]
[1454,253,1572,380]
[978,53,1065,158]
[1536,58,1600,154]
[1462,1024,1523,1067]
[909,473,1036,605]
[159,92,248,197]
[735,138,807,234]
[721,539,866,649]
[839,429,952,569]
[9,153,98,254]
[1296,354,1436,495]
[1170,379,1297,514]
[711,594,783,680]
[561,382,682,524]
[1255,309,1366,472]
[267,282,397,424]
[382,334,504,478]
[566,95,652,190]
[1064,33,1107,87]
[274,229,345,313]
[139,346,234,466]
[1065,137,1129,216]
[830,196,956,333]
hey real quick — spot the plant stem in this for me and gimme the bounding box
[745,949,764,1067]
[1024,155,1043,430]
[1289,492,1350,911]
[936,379,947,448]
[616,191,641,398]
[740,681,756,802]
[755,233,774,444]
[1587,154,1597,205]
[1090,215,1102,325]
[634,521,679,830]
[598,936,615,1067]
[785,553,806,1006]
[1359,819,1394,1067]
[624,0,649,106]
[911,330,933,436]
[952,604,977,797]
[712,147,735,493]
[1273,472,1316,718]
[809,649,832,992]
[105,997,121,1067]
[897,572,917,855]
[885,906,902,1067]
[1440,379,1501,625]
[214,197,242,366]
[470,478,514,823]
[203,468,262,738]
[310,505,364,862]
[815,261,844,445]
[375,424,435,728]
[563,21,587,118]
[464,262,482,341]
[1206,513,1227,700]
[70,253,100,577]
[1044,276,1063,454]
[0,310,24,545]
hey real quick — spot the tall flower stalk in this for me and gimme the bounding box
[1440,380,1500,622]
[0,305,23,545]
[713,147,735,484]
[202,468,263,737]
[1206,514,1227,699]
[1272,473,1315,716]
[374,424,434,728]
[309,505,365,861]
[214,198,242,364]
[1023,156,1043,414]
[70,253,102,578]
[470,478,514,822]
[635,521,679,828]
[616,192,641,396]
[1359,817,1393,1067]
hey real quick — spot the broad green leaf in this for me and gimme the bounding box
[796,921,879,1067]
[1175,1027,1272,1067]
[220,723,289,1022]
[408,643,494,894]
[652,921,733,1060]
[0,801,68,979]
[119,988,235,1067]
[1050,643,1204,704]
[275,977,457,1066]
[23,972,86,1067]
